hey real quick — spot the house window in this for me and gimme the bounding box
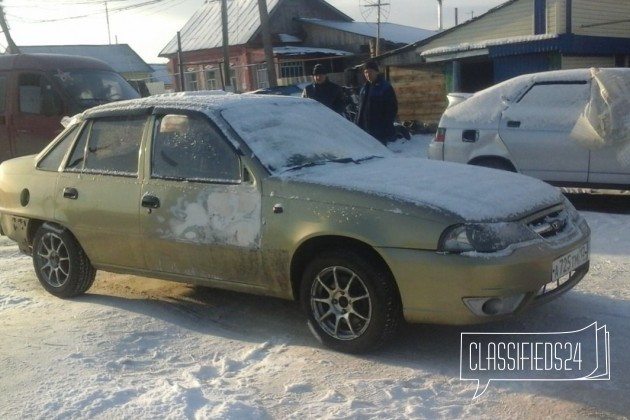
[256,64,269,89]
[229,68,237,90]
[184,71,198,91]
[206,69,218,90]
[280,61,304,79]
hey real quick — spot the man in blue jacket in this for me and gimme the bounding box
[356,60,398,144]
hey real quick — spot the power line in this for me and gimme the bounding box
[3,0,185,24]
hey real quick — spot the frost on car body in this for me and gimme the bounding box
[0,93,591,353]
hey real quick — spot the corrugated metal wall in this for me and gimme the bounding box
[562,55,616,69]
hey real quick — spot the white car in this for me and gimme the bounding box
[428,68,630,189]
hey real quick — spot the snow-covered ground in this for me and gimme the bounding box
[1,135,629,419]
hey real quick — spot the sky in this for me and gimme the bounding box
[1,0,506,63]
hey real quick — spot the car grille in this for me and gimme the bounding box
[527,207,569,239]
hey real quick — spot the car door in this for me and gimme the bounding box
[498,81,591,183]
[588,146,630,186]
[55,114,147,269]
[140,111,264,286]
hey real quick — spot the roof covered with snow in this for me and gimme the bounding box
[272,46,353,57]
[421,34,559,57]
[160,0,278,55]
[19,44,153,74]
[297,18,436,45]
[159,0,352,56]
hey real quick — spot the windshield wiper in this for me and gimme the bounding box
[354,155,383,163]
[282,156,383,173]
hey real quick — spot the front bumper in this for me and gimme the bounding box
[378,226,590,325]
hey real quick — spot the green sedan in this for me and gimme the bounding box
[0,93,590,353]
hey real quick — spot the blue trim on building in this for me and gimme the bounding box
[566,0,572,34]
[489,34,630,58]
[534,0,546,35]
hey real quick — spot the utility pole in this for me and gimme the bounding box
[363,0,389,56]
[257,0,277,87]
[0,1,20,54]
[105,1,112,44]
[221,0,231,90]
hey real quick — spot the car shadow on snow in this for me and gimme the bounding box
[77,273,629,415]
[564,192,630,214]
[78,274,313,346]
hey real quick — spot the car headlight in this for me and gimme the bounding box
[438,222,539,253]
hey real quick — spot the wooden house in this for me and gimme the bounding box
[158,0,433,92]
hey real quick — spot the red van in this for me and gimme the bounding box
[0,53,141,162]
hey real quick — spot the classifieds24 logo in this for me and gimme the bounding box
[460,322,610,399]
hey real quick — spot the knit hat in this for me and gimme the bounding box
[363,60,379,72]
[312,64,327,75]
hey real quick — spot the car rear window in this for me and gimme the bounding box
[37,124,81,171]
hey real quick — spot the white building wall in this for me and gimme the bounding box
[572,0,630,37]
[417,0,535,54]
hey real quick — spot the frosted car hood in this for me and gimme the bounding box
[282,157,563,222]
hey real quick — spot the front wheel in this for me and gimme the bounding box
[300,249,402,353]
[32,223,96,298]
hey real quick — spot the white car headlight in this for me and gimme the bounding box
[438,222,539,253]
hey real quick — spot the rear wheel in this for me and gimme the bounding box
[472,157,516,172]
[32,223,96,298]
[300,249,401,353]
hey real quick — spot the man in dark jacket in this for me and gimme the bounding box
[356,60,398,144]
[302,64,345,114]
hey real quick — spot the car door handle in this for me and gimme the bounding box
[507,120,521,128]
[63,187,78,200]
[141,194,160,209]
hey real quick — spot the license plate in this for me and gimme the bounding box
[552,243,589,282]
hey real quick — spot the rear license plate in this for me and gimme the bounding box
[552,243,589,282]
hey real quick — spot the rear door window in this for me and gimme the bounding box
[65,116,146,176]
[513,82,589,130]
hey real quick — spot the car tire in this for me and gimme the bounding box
[300,248,402,353]
[472,158,516,172]
[32,223,96,298]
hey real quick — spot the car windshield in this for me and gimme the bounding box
[221,99,391,174]
[51,69,140,112]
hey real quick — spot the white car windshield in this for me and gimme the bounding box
[221,98,391,174]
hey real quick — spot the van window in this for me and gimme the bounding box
[18,73,63,116]
[0,76,6,112]
[52,69,140,111]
